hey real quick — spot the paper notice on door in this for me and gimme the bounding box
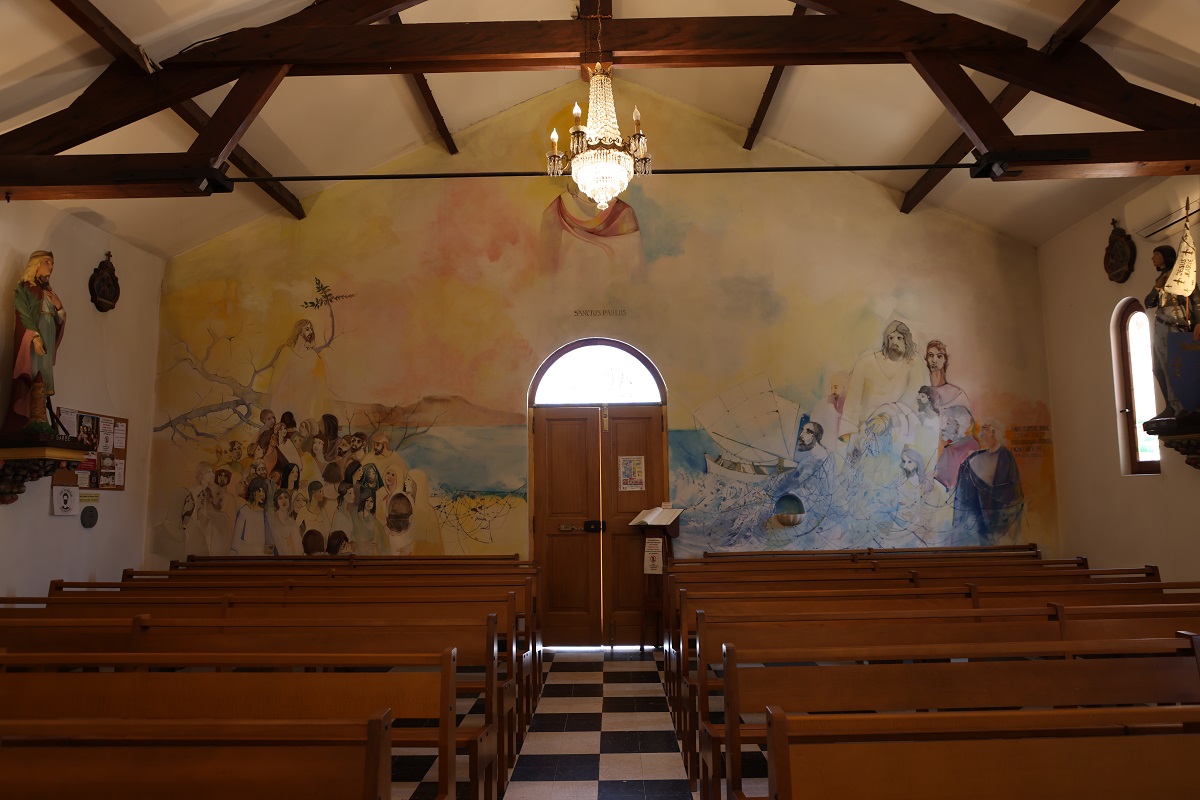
[644,537,663,575]
[619,455,645,491]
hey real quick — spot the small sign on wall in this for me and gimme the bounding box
[51,485,78,516]
[644,536,663,575]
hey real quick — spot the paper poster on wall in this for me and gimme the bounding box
[59,408,77,438]
[98,417,114,453]
[619,455,645,491]
[60,407,128,491]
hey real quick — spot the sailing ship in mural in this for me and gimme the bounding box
[695,375,801,481]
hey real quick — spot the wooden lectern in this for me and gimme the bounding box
[631,507,682,650]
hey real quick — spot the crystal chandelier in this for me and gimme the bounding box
[546,64,651,210]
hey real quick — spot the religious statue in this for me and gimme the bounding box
[1145,244,1200,420]
[3,250,66,436]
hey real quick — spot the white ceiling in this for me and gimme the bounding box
[2,0,1197,259]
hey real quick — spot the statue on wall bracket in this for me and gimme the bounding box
[1104,218,1136,283]
[1143,205,1200,441]
[2,250,71,441]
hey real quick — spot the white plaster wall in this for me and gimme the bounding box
[0,202,165,596]
[1038,176,1200,580]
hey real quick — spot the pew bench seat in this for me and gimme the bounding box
[766,705,1200,800]
[0,713,393,800]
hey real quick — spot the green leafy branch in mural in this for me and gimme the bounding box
[301,277,354,354]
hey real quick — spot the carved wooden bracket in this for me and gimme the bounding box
[1143,416,1200,471]
[0,446,87,504]
[1159,433,1200,471]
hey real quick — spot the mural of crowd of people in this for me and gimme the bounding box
[152,407,443,560]
[672,319,1028,556]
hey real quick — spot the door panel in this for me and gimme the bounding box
[533,404,666,646]
[602,406,666,645]
[533,408,602,646]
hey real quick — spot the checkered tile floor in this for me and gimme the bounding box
[390,648,766,800]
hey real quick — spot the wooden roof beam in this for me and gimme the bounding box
[0,154,232,201]
[900,0,1124,213]
[187,66,290,167]
[906,51,1012,155]
[744,6,807,152]
[46,0,305,219]
[960,43,1198,133]
[983,129,1200,180]
[162,15,1026,72]
[14,13,1012,160]
[169,98,304,219]
[48,0,154,72]
[387,15,457,155]
[260,0,434,29]
[791,1,930,15]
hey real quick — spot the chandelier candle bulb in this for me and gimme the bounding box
[546,129,566,177]
[633,106,641,134]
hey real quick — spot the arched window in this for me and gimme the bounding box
[1112,299,1161,475]
[531,339,664,405]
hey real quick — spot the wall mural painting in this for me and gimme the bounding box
[149,106,1054,562]
[670,320,1036,557]
[150,276,529,562]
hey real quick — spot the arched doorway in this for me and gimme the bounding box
[529,339,668,646]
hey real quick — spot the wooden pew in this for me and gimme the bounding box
[0,614,517,792]
[129,563,541,581]
[667,584,970,771]
[2,591,533,760]
[693,608,1200,800]
[0,713,394,800]
[716,634,1200,800]
[673,555,1080,572]
[178,554,525,566]
[0,648,485,800]
[665,564,1160,670]
[46,574,544,729]
[667,578,1200,734]
[667,580,1200,783]
[699,542,1043,559]
[662,561,1147,687]
[766,705,1200,800]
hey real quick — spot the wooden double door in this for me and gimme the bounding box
[532,404,667,646]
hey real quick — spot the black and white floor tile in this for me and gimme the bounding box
[504,649,687,800]
[391,648,766,800]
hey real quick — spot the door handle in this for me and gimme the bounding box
[557,521,606,532]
